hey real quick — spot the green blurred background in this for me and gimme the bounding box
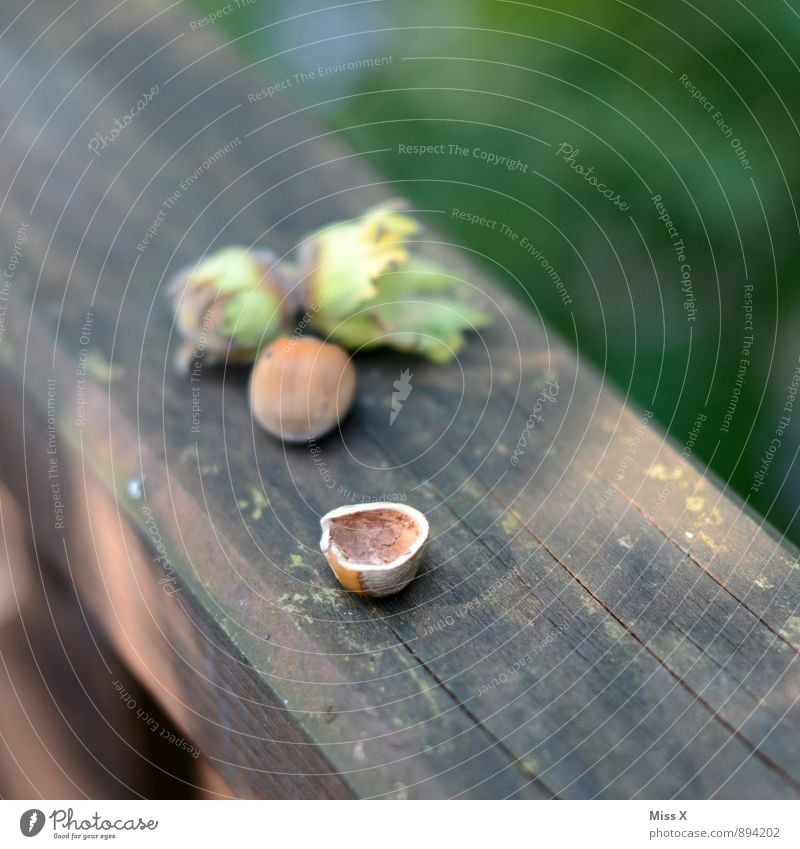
[189,0,800,544]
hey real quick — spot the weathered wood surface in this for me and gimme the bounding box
[0,474,204,799]
[1,0,799,798]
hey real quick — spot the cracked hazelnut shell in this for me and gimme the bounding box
[320,503,429,597]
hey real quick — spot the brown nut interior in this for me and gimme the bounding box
[328,509,420,566]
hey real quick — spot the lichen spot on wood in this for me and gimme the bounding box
[685,496,705,513]
[648,463,683,482]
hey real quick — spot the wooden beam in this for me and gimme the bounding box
[1,0,798,798]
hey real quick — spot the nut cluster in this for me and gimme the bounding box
[167,201,493,442]
[167,202,493,593]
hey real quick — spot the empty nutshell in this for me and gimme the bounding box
[319,502,429,597]
[249,336,356,442]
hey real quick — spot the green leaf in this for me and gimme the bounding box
[191,247,263,294]
[222,288,282,349]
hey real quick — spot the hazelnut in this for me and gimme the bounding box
[167,246,296,372]
[319,503,429,597]
[249,336,356,442]
[298,200,493,362]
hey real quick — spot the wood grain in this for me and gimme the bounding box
[0,0,798,798]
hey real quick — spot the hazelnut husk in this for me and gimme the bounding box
[319,503,429,597]
[298,200,493,362]
[168,246,296,372]
[249,336,356,442]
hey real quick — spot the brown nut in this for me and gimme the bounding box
[320,503,429,597]
[249,336,356,442]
